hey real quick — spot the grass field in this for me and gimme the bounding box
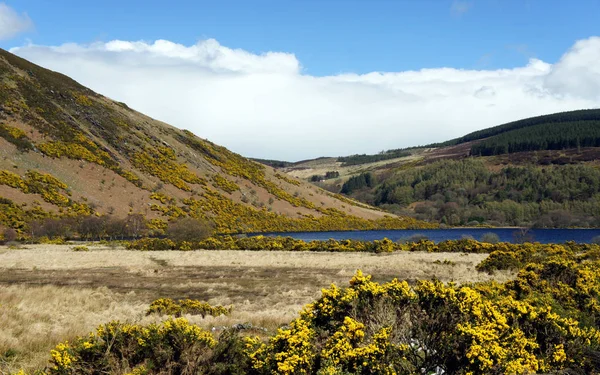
[0,244,511,373]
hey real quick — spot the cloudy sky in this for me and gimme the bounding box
[1,1,599,161]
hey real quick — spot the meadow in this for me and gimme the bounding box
[0,244,505,373]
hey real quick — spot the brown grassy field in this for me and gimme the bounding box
[0,244,511,373]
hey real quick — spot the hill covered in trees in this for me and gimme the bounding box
[437,108,600,148]
[0,49,434,240]
[336,109,600,163]
[339,159,600,228]
[337,149,412,166]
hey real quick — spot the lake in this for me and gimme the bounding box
[257,228,600,244]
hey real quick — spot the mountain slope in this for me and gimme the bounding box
[0,49,433,236]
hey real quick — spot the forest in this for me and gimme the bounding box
[337,149,411,166]
[329,109,600,166]
[342,159,600,227]
[434,108,600,147]
[470,120,600,156]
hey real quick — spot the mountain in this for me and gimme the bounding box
[283,109,600,228]
[0,49,434,237]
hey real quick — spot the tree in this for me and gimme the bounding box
[166,217,213,242]
[124,213,147,238]
[105,216,126,240]
[481,232,500,244]
[31,217,73,239]
[78,216,106,240]
[2,228,17,243]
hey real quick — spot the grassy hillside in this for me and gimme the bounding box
[0,49,434,238]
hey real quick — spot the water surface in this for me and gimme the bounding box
[257,228,600,244]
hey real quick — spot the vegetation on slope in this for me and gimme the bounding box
[251,158,294,168]
[0,48,430,235]
[437,108,600,148]
[471,120,600,156]
[342,159,600,227]
[337,149,412,166]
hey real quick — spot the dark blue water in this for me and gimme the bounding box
[257,229,600,244]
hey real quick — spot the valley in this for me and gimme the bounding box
[0,28,600,375]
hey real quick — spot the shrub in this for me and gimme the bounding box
[46,318,216,375]
[165,217,214,242]
[71,245,89,252]
[33,245,600,375]
[147,298,231,318]
[481,232,501,244]
[1,227,18,243]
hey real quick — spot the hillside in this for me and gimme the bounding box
[0,49,434,238]
[436,109,600,149]
[282,110,600,228]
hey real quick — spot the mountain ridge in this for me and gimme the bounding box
[0,49,433,237]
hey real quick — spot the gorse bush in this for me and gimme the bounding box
[147,298,231,318]
[33,252,600,374]
[46,318,216,375]
[127,235,600,256]
[0,123,34,151]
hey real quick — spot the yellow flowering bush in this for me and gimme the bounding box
[147,298,231,318]
[46,318,216,375]
[0,169,94,215]
[0,123,34,151]
[35,239,600,374]
[274,173,301,186]
[180,187,435,234]
[131,146,206,191]
[212,174,240,193]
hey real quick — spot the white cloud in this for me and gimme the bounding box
[9,37,600,160]
[0,3,32,40]
[544,37,600,100]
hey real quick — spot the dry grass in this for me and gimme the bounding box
[0,244,512,373]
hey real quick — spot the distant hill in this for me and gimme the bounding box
[0,49,433,238]
[436,109,600,148]
[283,109,600,228]
[331,109,600,165]
[250,158,294,168]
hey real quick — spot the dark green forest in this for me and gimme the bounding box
[250,158,293,168]
[332,109,600,165]
[310,171,340,182]
[340,172,375,194]
[342,159,600,227]
[470,120,600,156]
[337,149,411,166]
[435,108,600,147]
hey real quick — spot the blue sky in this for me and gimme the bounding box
[2,1,600,160]
[5,0,600,75]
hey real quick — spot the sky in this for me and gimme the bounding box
[1,1,599,161]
